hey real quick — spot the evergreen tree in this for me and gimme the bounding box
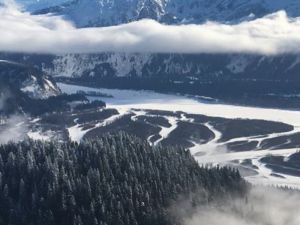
[0,133,247,225]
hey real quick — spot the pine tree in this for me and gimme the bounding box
[0,133,247,225]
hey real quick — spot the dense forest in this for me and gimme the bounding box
[0,133,247,225]
[1,92,106,116]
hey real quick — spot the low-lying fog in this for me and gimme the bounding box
[181,187,300,225]
[0,91,28,144]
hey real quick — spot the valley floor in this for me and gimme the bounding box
[26,83,300,188]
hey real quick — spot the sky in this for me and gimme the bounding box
[1,0,300,55]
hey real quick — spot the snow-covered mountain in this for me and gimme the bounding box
[15,0,69,11]
[9,1,300,95]
[2,53,300,82]
[31,0,300,27]
[33,54,300,81]
[11,0,300,82]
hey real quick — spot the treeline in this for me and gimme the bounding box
[74,100,106,111]
[24,94,88,116]
[27,94,106,116]
[2,92,85,116]
[68,77,300,109]
[3,92,106,116]
[0,133,247,225]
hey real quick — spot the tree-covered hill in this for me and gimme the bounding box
[0,133,247,225]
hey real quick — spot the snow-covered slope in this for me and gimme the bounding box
[43,53,152,77]
[0,60,60,99]
[0,60,61,116]
[31,0,300,27]
[0,60,66,117]
[2,52,300,82]
[35,53,300,81]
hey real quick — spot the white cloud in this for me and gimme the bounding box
[1,2,300,55]
[0,115,28,144]
[177,187,300,225]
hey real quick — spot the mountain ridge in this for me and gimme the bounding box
[24,0,300,27]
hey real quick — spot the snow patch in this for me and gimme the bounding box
[227,56,250,74]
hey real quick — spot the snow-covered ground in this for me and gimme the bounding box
[68,108,130,142]
[153,116,178,146]
[68,118,90,142]
[58,83,300,126]
[58,83,300,188]
[27,130,54,141]
[189,123,223,156]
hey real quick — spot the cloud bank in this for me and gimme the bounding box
[1,2,300,54]
[0,115,28,144]
[178,187,300,225]
[0,80,28,144]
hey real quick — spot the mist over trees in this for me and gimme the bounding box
[0,133,247,225]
